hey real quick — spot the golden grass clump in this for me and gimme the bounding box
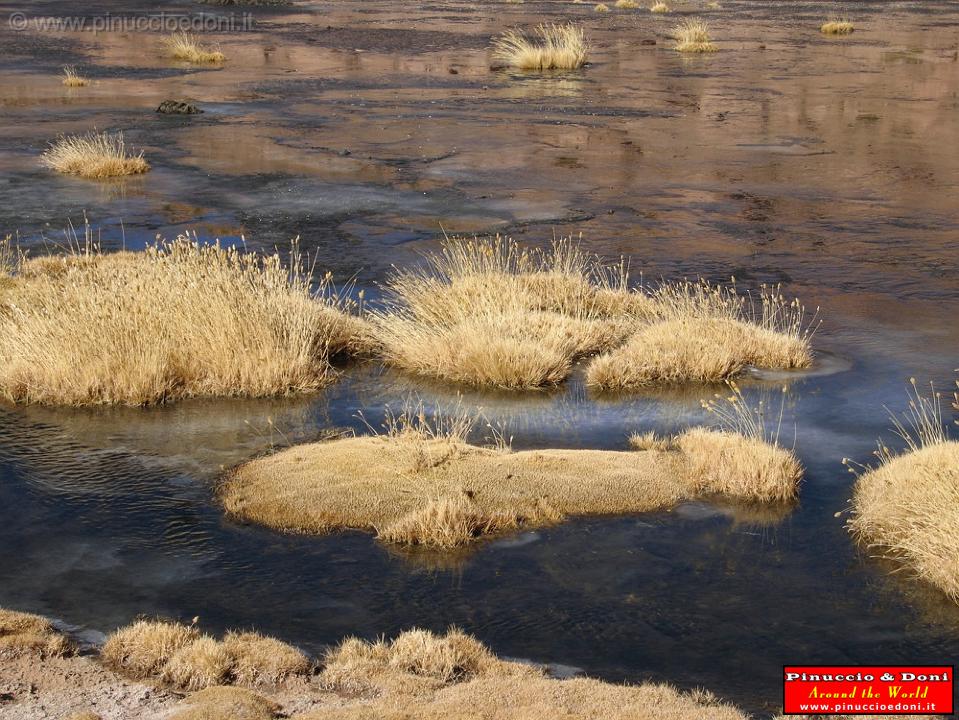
[0,607,73,658]
[321,627,502,694]
[103,619,311,690]
[162,636,234,691]
[62,66,88,87]
[615,0,639,7]
[586,281,812,389]
[224,630,312,686]
[306,628,749,720]
[650,1,669,12]
[595,3,610,11]
[491,23,590,71]
[0,236,363,406]
[369,236,652,389]
[101,619,200,679]
[171,686,281,720]
[165,32,226,63]
[848,381,959,601]
[41,130,149,179]
[821,18,854,35]
[673,18,717,52]
[222,399,801,548]
[370,236,812,391]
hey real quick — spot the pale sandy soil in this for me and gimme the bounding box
[0,652,336,720]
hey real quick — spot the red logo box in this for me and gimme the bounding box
[783,665,954,715]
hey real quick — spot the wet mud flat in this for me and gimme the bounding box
[0,0,959,717]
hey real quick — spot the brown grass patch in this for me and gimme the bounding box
[101,619,200,679]
[224,630,313,686]
[595,3,610,11]
[162,636,234,690]
[305,628,747,720]
[62,66,89,87]
[850,442,959,600]
[222,401,801,547]
[821,19,854,35]
[320,627,502,695]
[370,237,811,391]
[848,382,959,601]
[586,280,811,389]
[171,686,281,720]
[102,619,311,689]
[0,608,73,658]
[491,24,590,70]
[0,236,363,406]
[165,32,226,63]
[41,130,149,179]
[673,18,717,52]
[650,1,669,12]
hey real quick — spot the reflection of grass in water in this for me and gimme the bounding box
[0,392,329,494]
[347,359,805,452]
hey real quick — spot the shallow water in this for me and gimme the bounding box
[1,0,958,716]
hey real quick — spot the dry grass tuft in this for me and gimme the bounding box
[62,66,89,87]
[101,620,200,679]
[586,282,812,389]
[0,235,363,406]
[370,237,811,391]
[821,18,854,35]
[224,630,312,686]
[308,628,748,720]
[673,18,717,52]
[162,636,234,691]
[849,441,959,601]
[321,627,500,693]
[165,32,226,63]
[320,628,512,694]
[595,3,610,10]
[848,380,959,601]
[615,0,639,7]
[491,24,590,70]
[103,618,311,689]
[0,608,73,658]
[650,1,669,12]
[377,495,532,549]
[368,236,651,389]
[222,399,801,547]
[171,686,281,720]
[41,130,149,178]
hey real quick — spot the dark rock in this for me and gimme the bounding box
[157,100,203,115]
